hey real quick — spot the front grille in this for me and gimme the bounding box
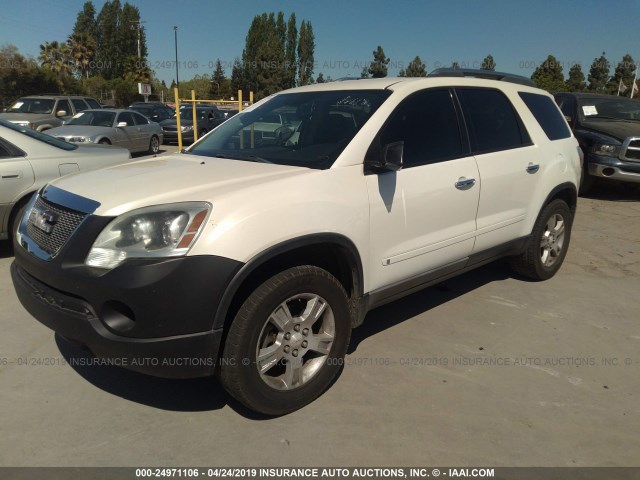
[163,125,178,132]
[624,139,640,161]
[25,196,87,256]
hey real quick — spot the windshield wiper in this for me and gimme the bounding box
[585,115,617,120]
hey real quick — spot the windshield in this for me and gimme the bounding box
[7,98,55,114]
[579,97,640,121]
[178,107,214,120]
[66,111,116,127]
[0,119,77,151]
[186,90,391,169]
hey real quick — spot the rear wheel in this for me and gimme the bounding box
[219,266,351,415]
[148,135,160,154]
[510,199,573,281]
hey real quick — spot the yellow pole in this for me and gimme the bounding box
[191,90,198,143]
[249,91,254,106]
[249,91,255,148]
[174,87,182,151]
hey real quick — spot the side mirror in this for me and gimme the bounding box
[117,121,128,128]
[366,141,404,172]
[56,110,67,117]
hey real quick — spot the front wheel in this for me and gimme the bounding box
[219,266,351,415]
[510,199,573,281]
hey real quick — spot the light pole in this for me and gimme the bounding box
[173,26,179,89]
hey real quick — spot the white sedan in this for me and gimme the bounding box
[0,119,131,241]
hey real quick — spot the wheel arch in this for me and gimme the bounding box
[212,233,365,334]
[541,182,578,218]
[6,190,37,240]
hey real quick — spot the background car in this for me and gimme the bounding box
[160,105,227,144]
[0,94,102,132]
[128,102,175,123]
[46,109,163,154]
[554,92,640,193]
[0,119,130,242]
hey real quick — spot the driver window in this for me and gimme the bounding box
[377,88,464,168]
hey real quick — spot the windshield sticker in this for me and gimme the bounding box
[582,105,598,116]
[72,112,85,119]
[12,102,24,109]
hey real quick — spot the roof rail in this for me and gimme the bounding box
[427,68,536,87]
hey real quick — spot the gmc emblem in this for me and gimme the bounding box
[29,207,59,234]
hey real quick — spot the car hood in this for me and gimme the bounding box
[48,153,309,216]
[0,112,52,122]
[47,125,113,138]
[581,119,640,141]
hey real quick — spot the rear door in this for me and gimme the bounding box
[366,88,480,292]
[455,87,542,251]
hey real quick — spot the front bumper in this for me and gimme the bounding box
[12,222,243,377]
[162,130,194,144]
[586,154,640,184]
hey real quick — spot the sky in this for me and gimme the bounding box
[1,0,640,87]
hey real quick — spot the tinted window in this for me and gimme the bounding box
[519,92,571,141]
[132,112,150,125]
[376,88,464,168]
[457,88,531,154]
[118,112,136,126]
[71,99,89,113]
[67,110,115,126]
[56,100,71,116]
[85,98,102,109]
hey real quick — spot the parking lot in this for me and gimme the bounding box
[0,181,638,467]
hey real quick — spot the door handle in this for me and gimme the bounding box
[526,163,540,174]
[1,172,22,179]
[455,177,476,190]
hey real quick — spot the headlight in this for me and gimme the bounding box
[86,202,210,269]
[181,125,194,132]
[593,144,620,157]
[69,136,88,143]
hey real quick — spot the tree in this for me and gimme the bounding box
[297,20,315,86]
[403,56,427,77]
[73,1,98,40]
[211,59,227,98]
[95,0,121,79]
[316,72,325,83]
[608,54,636,95]
[588,52,610,92]
[0,44,58,106]
[285,13,297,88]
[531,54,565,92]
[368,46,389,78]
[360,66,370,79]
[480,54,496,71]
[230,57,244,97]
[38,41,73,83]
[565,64,586,92]
[67,33,96,79]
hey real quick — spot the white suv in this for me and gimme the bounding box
[11,70,581,415]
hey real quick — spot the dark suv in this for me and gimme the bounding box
[128,102,175,123]
[0,94,102,132]
[160,105,227,144]
[554,93,640,193]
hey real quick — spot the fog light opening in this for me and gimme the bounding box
[101,301,136,332]
[602,167,615,177]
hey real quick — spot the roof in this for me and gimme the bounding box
[558,92,640,101]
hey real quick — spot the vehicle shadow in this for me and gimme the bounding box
[349,261,513,354]
[54,335,269,420]
[54,260,513,418]
[582,181,640,202]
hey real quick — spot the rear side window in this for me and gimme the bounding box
[71,99,89,112]
[456,88,531,154]
[85,98,102,109]
[519,92,571,140]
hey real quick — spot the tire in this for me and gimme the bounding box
[510,199,573,281]
[98,138,111,145]
[219,266,351,415]
[148,135,160,154]
[10,202,28,241]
